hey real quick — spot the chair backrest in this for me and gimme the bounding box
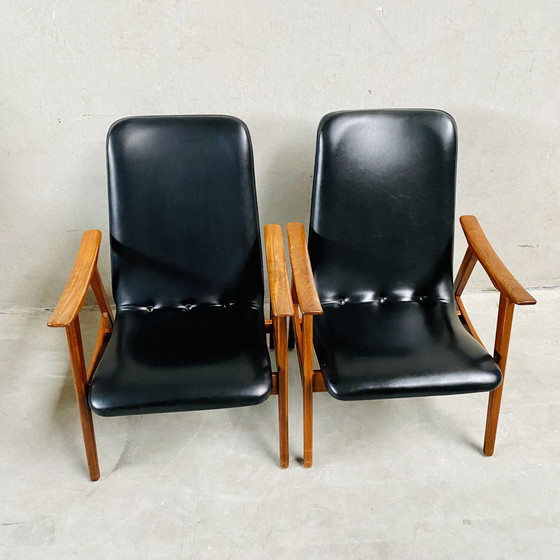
[107,115,264,311]
[309,109,458,304]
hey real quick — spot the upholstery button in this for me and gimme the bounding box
[185,304,194,311]
[338,298,345,305]
[378,297,387,303]
[146,305,154,313]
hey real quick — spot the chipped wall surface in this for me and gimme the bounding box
[0,1,558,308]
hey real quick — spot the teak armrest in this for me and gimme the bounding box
[48,230,103,327]
[264,224,293,317]
[459,216,536,305]
[286,222,322,315]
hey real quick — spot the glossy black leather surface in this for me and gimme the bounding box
[90,307,271,416]
[314,301,500,400]
[107,116,263,310]
[309,110,502,399]
[89,116,272,416]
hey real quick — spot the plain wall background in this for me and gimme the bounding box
[1,0,558,309]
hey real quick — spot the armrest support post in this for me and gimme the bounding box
[264,224,293,318]
[263,224,292,468]
[454,215,536,457]
[48,230,106,328]
[286,222,322,468]
[457,216,536,305]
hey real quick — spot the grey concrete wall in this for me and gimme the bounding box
[1,1,558,309]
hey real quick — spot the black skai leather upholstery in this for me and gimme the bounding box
[309,110,502,400]
[89,116,272,416]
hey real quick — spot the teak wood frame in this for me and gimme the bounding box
[286,217,536,468]
[48,225,292,480]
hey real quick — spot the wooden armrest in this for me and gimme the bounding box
[264,224,293,317]
[460,215,536,305]
[286,222,322,315]
[48,230,103,327]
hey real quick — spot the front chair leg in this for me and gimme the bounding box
[273,315,289,468]
[483,294,515,456]
[303,378,313,468]
[302,314,314,468]
[66,318,100,481]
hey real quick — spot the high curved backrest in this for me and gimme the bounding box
[309,109,458,304]
[107,116,264,311]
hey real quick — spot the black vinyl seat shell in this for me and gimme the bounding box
[90,307,271,416]
[314,301,501,400]
[309,110,502,400]
[88,116,272,416]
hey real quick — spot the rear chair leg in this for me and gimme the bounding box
[302,314,314,468]
[303,381,313,468]
[274,316,289,468]
[483,294,515,457]
[483,385,504,456]
[66,318,100,481]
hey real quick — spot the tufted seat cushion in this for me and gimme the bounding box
[89,306,272,416]
[314,300,502,400]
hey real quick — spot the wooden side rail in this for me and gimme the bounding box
[264,224,293,318]
[286,222,322,315]
[264,224,293,468]
[456,216,536,305]
[454,215,536,457]
[286,222,323,468]
[48,230,114,328]
[48,230,114,481]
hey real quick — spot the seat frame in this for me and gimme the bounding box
[48,224,292,480]
[286,216,536,468]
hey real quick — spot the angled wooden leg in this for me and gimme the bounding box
[90,266,115,326]
[274,315,289,468]
[66,318,100,481]
[302,314,314,468]
[484,294,515,457]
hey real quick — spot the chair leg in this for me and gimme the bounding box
[483,385,504,456]
[483,294,515,457]
[303,379,313,468]
[273,316,289,468]
[66,318,100,481]
[302,314,314,468]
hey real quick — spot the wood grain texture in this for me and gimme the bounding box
[264,224,293,318]
[286,222,322,315]
[453,246,478,298]
[312,369,327,392]
[48,230,103,327]
[66,318,100,481]
[302,314,314,468]
[455,297,484,347]
[85,313,112,383]
[459,216,536,305]
[273,315,290,468]
[90,267,115,326]
[484,293,516,456]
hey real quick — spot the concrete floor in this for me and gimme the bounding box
[0,289,558,559]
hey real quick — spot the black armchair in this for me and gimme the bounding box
[48,116,291,480]
[287,109,536,467]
